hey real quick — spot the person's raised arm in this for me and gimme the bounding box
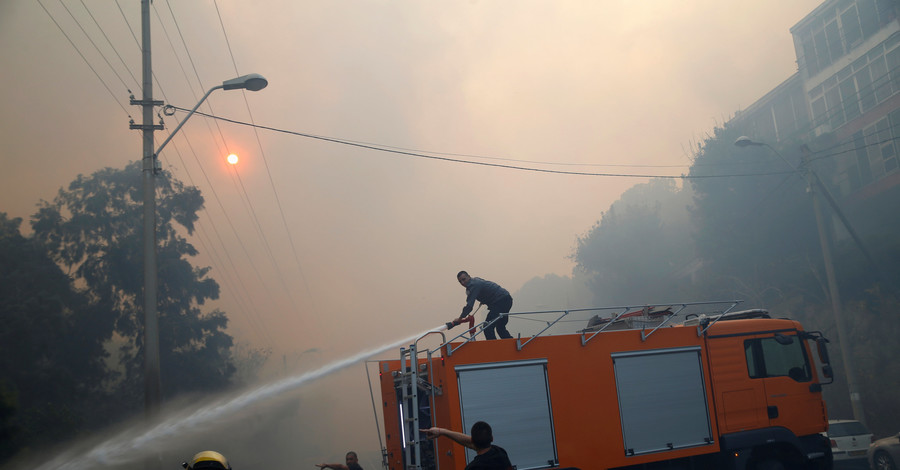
[316,463,348,469]
[460,282,481,319]
[421,427,475,450]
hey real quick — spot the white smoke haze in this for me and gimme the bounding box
[0,0,823,468]
[15,328,441,470]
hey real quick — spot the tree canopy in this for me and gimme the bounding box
[0,212,109,456]
[572,178,695,305]
[30,161,235,401]
[569,123,900,437]
[1,162,238,463]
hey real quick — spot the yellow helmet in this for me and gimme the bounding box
[183,451,232,470]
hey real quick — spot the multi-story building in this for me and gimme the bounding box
[792,0,900,199]
[731,0,900,235]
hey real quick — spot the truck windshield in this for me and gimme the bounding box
[744,334,811,381]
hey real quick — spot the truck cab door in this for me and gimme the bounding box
[745,333,826,437]
[707,335,770,433]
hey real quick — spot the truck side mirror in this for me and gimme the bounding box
[821,364,833,379]
[816,337,831,364]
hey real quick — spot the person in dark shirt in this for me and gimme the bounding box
[421,421,513,470]
[455,271,513,340]
[316,451,363,470]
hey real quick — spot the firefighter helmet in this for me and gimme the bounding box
[183,451,231,470]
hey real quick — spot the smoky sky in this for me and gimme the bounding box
[0,0,823,466]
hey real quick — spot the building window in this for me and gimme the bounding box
[856,67,876,112]
[887,45,900,93]
[880,140,898,173]
[805,34,900,134]
[826,86,845,129]
[885,109,900,173]
[842,5,864,48]
[870,54,893,103]
[859,0,881,38]
[841,77,862,121]
[796,0,899,79]
[812,96,827,129]
[853,130,874,189]
[801,30,821,77]
[814,27,832,73]
[864,116,896,180]
[826,20,845,63]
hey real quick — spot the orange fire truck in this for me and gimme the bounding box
[372,301,834,470]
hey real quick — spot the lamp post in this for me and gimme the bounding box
[138,73,268,415]
[734,136,866,424]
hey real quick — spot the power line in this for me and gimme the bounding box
[160,127,285,341]
[149,0,303,341]
[37,0,131,117]
[78,0,140,92]
[162,138,281,350]
[158,0,231,156]
[56,0,133,93]
[316,135,713,169]
[144,0,288,345]
[227,165,302,312]
[211,0,320,318]
[154,1,200,99]
[115,0,140,49]
[157,2,291,298]
[171,107,797,180]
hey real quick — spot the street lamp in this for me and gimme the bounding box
[734,136,866,424]
[141,73,268,414]
[154,74,268,155]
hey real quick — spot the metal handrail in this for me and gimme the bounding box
[581,307,630,345]
[431,300,743,354]
[442,320,484,356]
[697,302,743,336]
[516,310,570,351]
[640,304,686,341]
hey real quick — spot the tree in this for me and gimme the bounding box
[30,161,235,408]
[0,212,110,457]
[231,342,273,386]
[513,273,594,311]
[687,124,822,302]
[572,178,695,305]
[686,124,900,437]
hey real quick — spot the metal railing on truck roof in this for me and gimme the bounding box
[435,300,744,356]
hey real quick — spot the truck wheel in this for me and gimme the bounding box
[874,451,897,470]
[755,458,785,470]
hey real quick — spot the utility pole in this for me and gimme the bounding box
[130,0,163,416]
[735,137,867,425]
[803,150,866,425]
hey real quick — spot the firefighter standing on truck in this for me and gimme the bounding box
[453,271,513,340]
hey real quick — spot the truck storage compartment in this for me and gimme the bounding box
[612,346,714,456]
[456,359,557,470]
